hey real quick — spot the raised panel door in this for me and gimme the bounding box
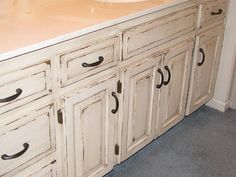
[186,27,224,115]
[64,76,117,177]
[122,56,162,160]
[157,40,194,136]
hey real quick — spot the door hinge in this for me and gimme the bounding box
[117,80,122,94]
[115,144,119,155]
[57,109,63,124]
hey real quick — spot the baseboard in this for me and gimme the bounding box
[230,102,236,110]
[206,98,231,112]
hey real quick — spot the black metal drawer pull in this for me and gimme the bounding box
[111,92,119,114]
[0,88,22,103]
[82,56,104,67]
[211,9,223,15]
[156,69,164,89]
[1,143,29,160]
[198,48,205,66]
[164,66,171,85]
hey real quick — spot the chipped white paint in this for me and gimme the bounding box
[0,0,229,176]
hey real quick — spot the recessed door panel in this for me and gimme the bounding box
[157,41,193,136]
[65,76,116,177]
[122,56,162,160]
[186,27,224,115]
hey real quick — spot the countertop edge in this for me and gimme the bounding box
[0,0,189,61]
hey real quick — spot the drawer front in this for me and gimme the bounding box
[0,105,55,176]
[60,36,120,86]
[11,157,56,177]
[0,62,52,115]
[24,163,56,177]
[16,164,56,177]
[123,7,197,59]
[200,0,228,27]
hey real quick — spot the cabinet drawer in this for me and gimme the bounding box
[20,163,56,177]
[0,62,52,115]
[60,36,120,86]
[200,0,228,27]
[123,7,196,59]
[0,105,55,176]
[10,156,56,177]
[13,163,56,177]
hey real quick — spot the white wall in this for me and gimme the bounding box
[207,0,236,112]
[230,53,236,109]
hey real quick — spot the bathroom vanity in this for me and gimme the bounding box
[0,0,229,176]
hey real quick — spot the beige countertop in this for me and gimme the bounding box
[0,0,189,60]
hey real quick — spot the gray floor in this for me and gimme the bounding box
[105,106,236,177]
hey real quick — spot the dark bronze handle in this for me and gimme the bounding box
[198,48,205,66]
[1,143,29,160]
[156,69,164,89]
[111,92,119,114]
[0,88,22,103]
[163,66,171,86]
[82,56,104,67]
[211,9,223,15]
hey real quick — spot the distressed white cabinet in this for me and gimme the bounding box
[0,55,56,177]
[156,40,194,136]
[121,55,162,160]
[186,26,224,115]
[0,0,229,176]
[63,75,118,177]
[121,38,194,160]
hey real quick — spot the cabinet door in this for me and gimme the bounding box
[64,76,117,177]
[186,27,224,115]
[122,56,162,160]
[157,40,194,136]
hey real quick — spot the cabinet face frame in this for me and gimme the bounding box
[186,26,224,115]
[156,40,194,137]
[63,75,117,177]
[121,55,162,160]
